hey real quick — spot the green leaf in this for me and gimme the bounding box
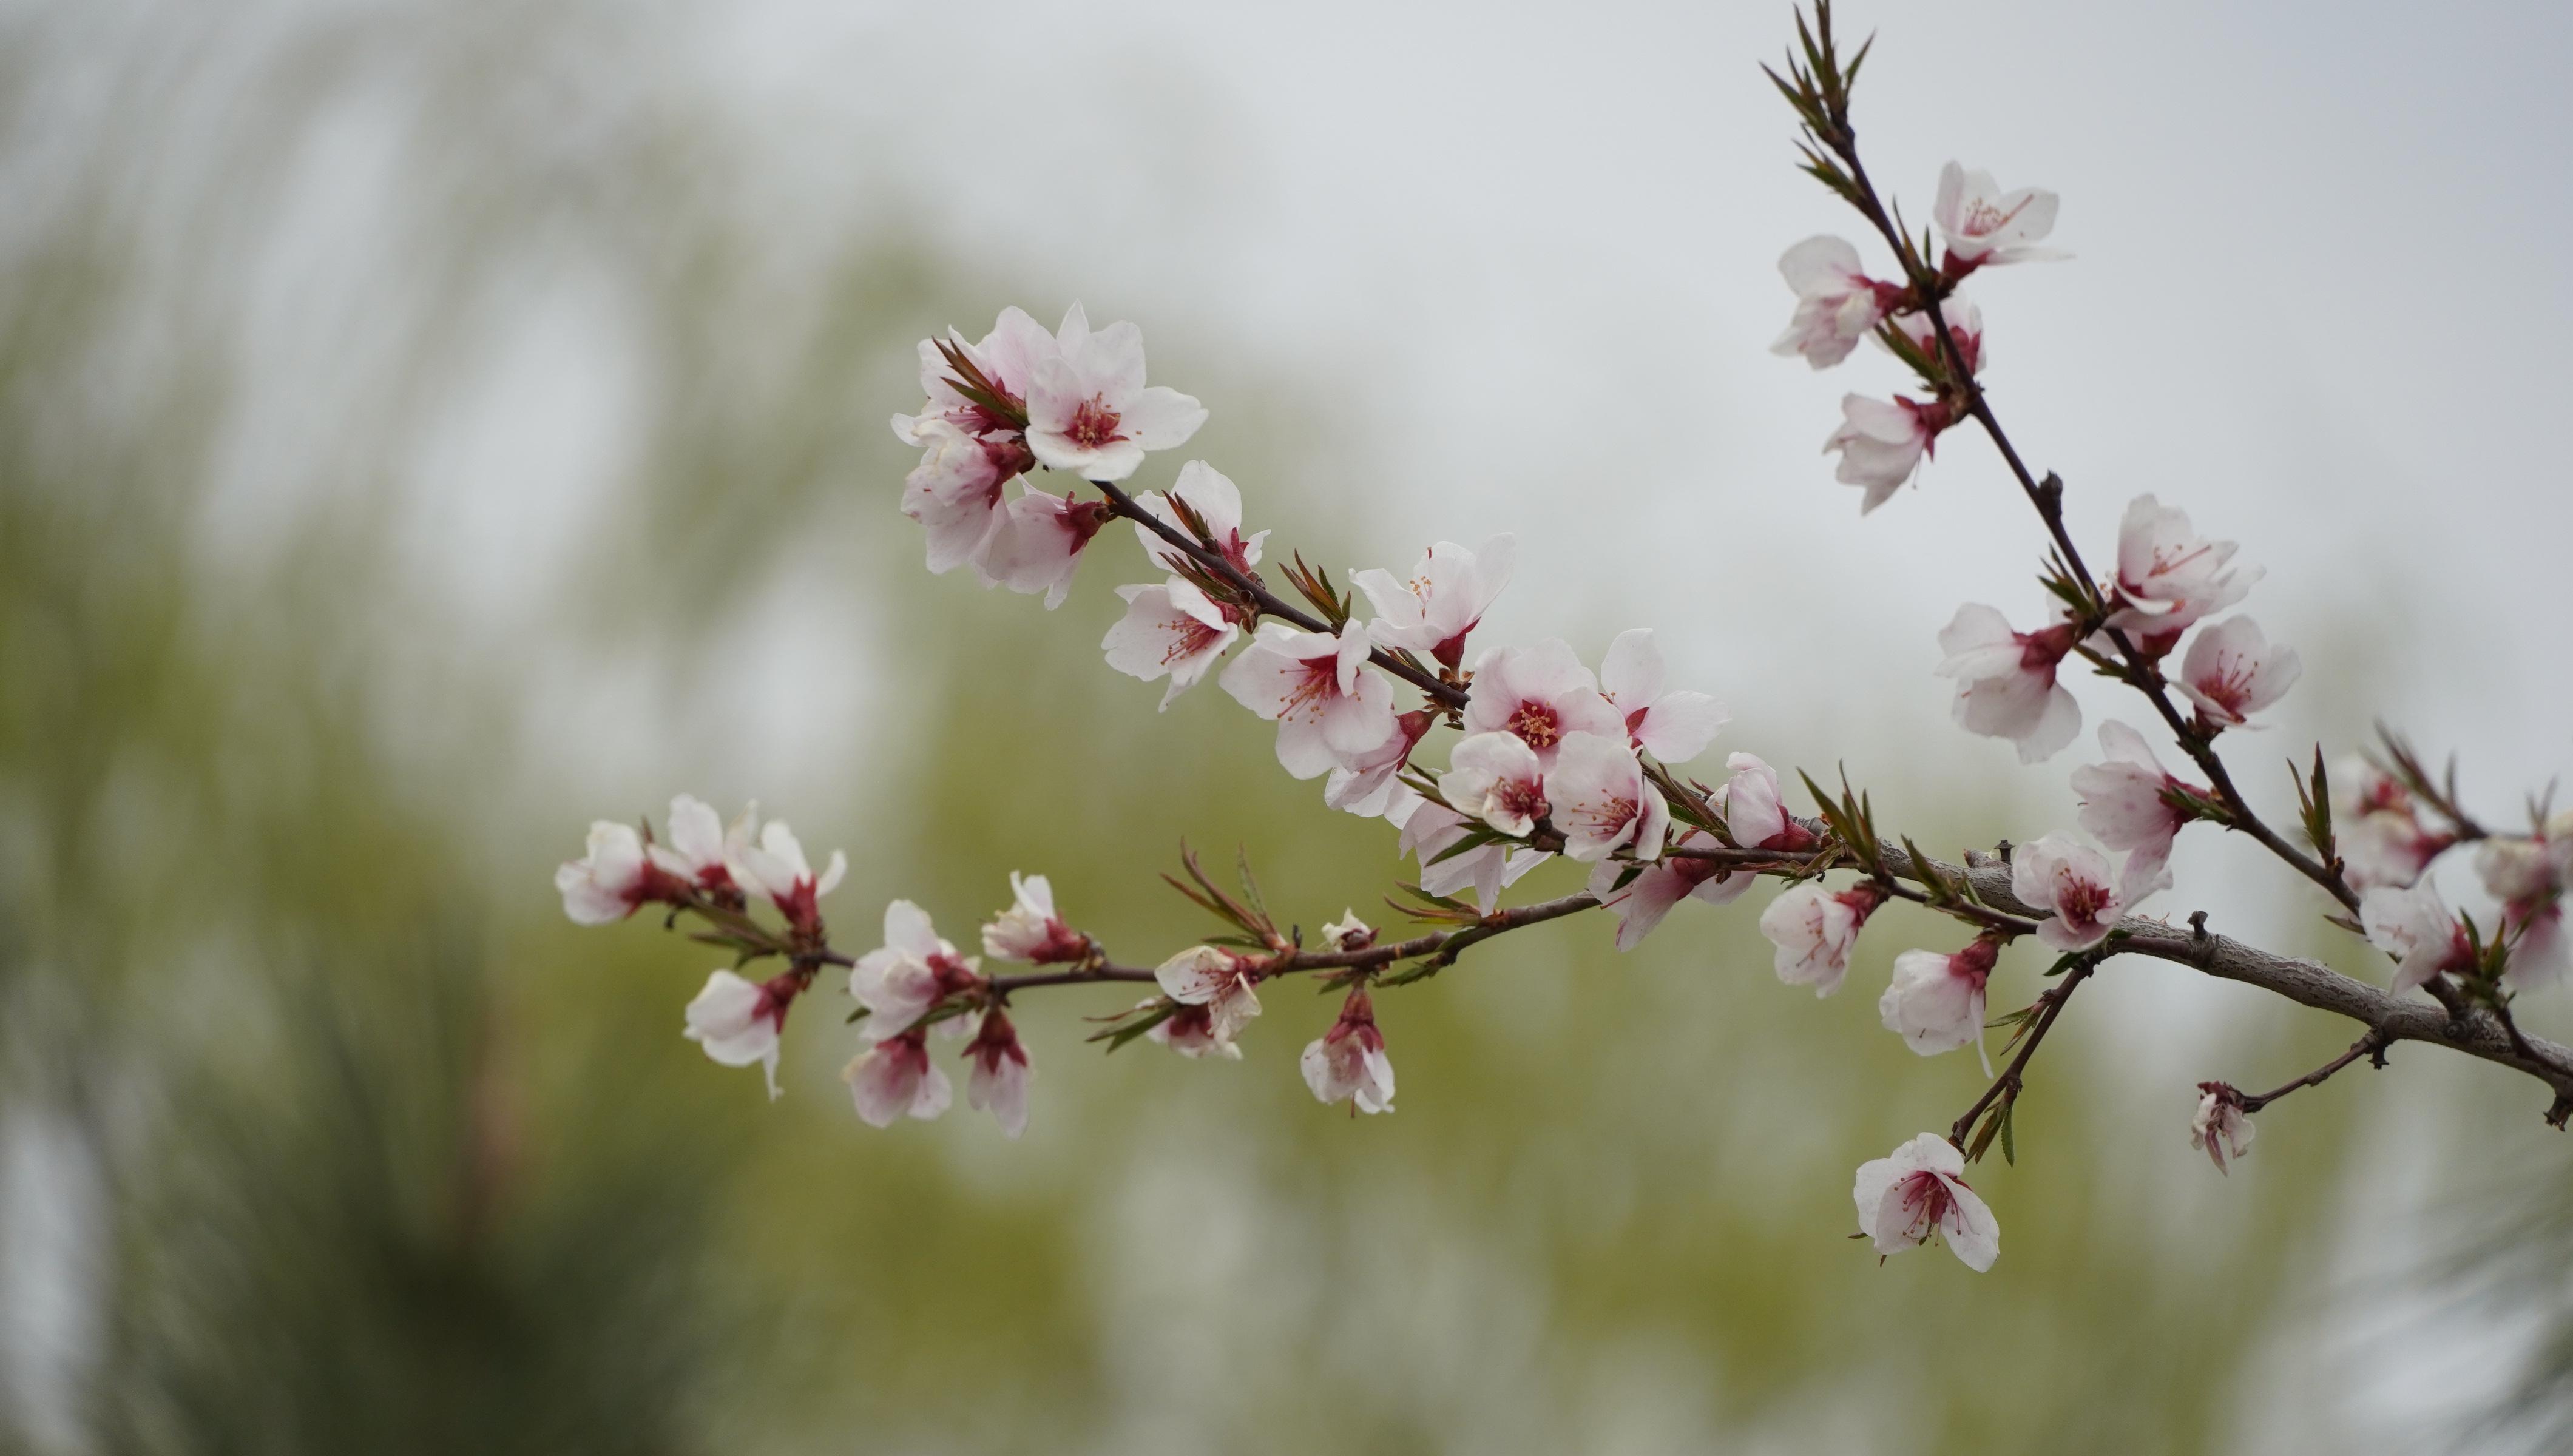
[1999,1102,2017,1165]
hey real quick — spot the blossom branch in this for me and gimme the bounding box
[1796,49,2358,914]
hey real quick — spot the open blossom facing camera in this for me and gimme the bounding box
[1155,945,1263,1044]
[981,872,1089,965]
[2012,833,2129,951]
[1598,629,1727,764]
[1880,940,1999,1067]
[1771,235,1897,369]
[1023,303,1206,482]
[964,1011,1034,1139]
[2361,880,2473,995]
[1853,1133,1999,1272]
[1131,460,1267,576]
[1546,733,1669,862]
[2177,617,2301,730]
[2070,721,2200,900]
[851,901,984,1038]
[727,821,847,935]
[1460,638,1624,768]
[1102,579,1242,709]
[1587,832,1757,951]
[683,968,795,1099]
[1441,732,1550,837]
[844,1029,952,1128]
[1759,880,1884,996]
[1302,988,1396,1114]
[1935,604,2081,764]
[1932,161,2064,268]
[1219,622,1396,780]
[1354,535,1515,669]
[2105,496,2257,638]
[1824,394,1947,513]
[2191,1085,2256,1175]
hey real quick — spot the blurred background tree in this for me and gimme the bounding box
[1,1,2565,1453]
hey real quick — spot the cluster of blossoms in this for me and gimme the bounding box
[549,4,2573,1280]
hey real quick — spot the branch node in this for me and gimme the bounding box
[2188,910,2208,942]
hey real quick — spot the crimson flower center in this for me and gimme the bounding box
[1066,397,1125,450]
[2057,877,2111,925]
[1497,780,1549,820]
[1507,701,1561,749]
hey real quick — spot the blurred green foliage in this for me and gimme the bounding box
[0,3,2544,1454]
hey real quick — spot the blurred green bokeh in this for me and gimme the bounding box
[1,3,2561,1454]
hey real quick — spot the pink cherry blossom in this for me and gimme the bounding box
[558,820,689,925]
[982,487,1115,610]
[1441,731,1550,837]
[981,871,1089,965]
[2070,720,2201,900]
[726,820,848,935]
[2331,753,2451,891]
[1143,999,1243,1060]
[1759,880,1885,997]
[2177,617,2302,730]
[1935,603,2082,764]
[899,417,1028,578]
[2190,1084,2255,1175]
[1322,710,1435,817]
[1771,235,1898,369]
[1824,394,1950,513]
[1545,732,1669,862]
[1396,797,1548,914]
[1129,460,1268,576]
[682,968,797,1099]
[1154,945,1263,1044]
[2361,880,2473,996]
[1023,303,1207,482]
[1717,752,1817,852]
[1879,940,2000,1068]
[1598,628,1728,764]
[2010,833,2128,952]
[1460,639,1625,769]
[1301,988,1396,1115]
[644,794,756,899]
[1353,535,1515,670]
[1218,622,1398,780]
[1102,578,1243,709]
[1888,294,1985,377]
[850,900,985,1038]
[2105,495,2257,635]
[890,305,1055,447]
[963,1009,1034,1139]
[1932,162,2064,269]
[1852,1133,1999,1272]
[843,1028,952,1128]
[1585,832,1758,951]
